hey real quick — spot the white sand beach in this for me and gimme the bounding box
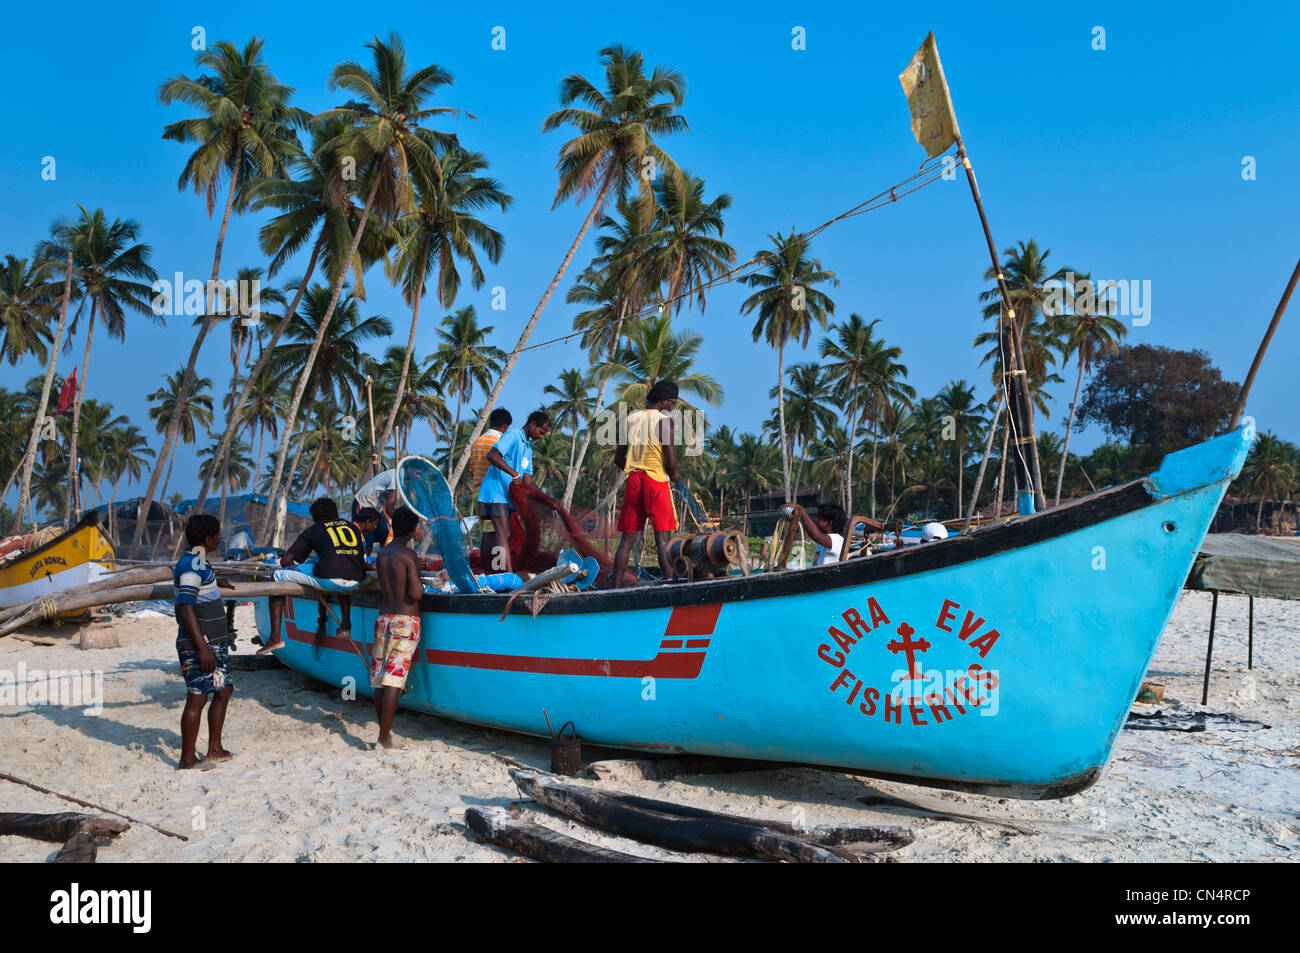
[1,592,1296,863]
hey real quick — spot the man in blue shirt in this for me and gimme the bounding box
[477,410,550,573]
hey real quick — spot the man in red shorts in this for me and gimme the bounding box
[611,380,682,587]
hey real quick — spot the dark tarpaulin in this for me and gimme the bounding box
[1187,533,1300,600]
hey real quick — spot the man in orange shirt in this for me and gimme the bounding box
[470,407,512,566]
[611,380,682,588]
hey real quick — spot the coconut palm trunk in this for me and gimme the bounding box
[261,174,382,545]
[134,161,242,546]
[16,251,75,531]
[843,376,859,518]
[373,277,424,471]
[964,390,1005,527]
[63,299,99,521]
[191,236,322,520]
[776,341,792,501]
[996,411,1011,517]
[449,177,613,490]
[564,303,627,509]
[1055,354,1086,506]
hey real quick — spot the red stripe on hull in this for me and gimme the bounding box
[281,604,709,679]
[664,603,722,637]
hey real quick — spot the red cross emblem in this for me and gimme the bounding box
[886,622,931,681]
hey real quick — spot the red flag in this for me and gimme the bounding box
[56,368,77,414]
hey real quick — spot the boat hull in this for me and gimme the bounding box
[255,428,1251,798]
[0,516,115,615]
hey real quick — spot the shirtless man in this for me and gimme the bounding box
[371,507,425,750]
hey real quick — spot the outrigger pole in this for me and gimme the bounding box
[1228,255,1300,430]
[901,33,1042,516]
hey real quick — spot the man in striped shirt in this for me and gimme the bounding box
[174,514,238,770]
[469,407,512,496]
[470,407,511,564]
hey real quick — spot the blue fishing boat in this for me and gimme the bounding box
[254,425,1253,799]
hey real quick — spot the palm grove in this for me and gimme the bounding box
[2,37,1293,540]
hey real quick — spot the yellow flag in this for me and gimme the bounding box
[899,32,959,158]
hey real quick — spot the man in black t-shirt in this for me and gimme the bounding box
[260,498,369,654]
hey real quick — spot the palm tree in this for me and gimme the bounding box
[13,225,76,529]
[821,316,914,518]
[936,380,986,517]
[104,423,155,505]
[431,305,504,467]
[0,255,57,367]
[1240,432,1298,532]
[765,362,835,496]
[545,368,597,479]
[0,258,62,509]
[732,432,780,534]
[369,346,449,461]
[147,370,214,507]
[705,424,738,526]
[450,44,689,488]
[44,208,160,519]
[377,150,511,469]
[809,425,854,515]
[1050,274,1127,505]
[269,283,392,417]
[739,230,838,500]
[261,32,461,543]
[141,37,306,545]
[603,313,723,412]
[560,199,667,507]
[189,115,387,521]
[649,171,735,313]
[976,240,1074,511]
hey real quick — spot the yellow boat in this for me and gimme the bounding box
[0,512,116,615]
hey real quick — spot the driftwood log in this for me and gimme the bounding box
[0,812,129,842]
[0,580,316,639]
[509,769,889,863]
[597,789,913,853]
[53,829,97,863]
[0,773,187,841]
[465,807,661,863]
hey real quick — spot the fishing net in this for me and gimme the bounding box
[395,455,486,593]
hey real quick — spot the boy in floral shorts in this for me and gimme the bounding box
[371,508,426,749]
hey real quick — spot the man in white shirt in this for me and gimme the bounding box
[783,502,848,566]
[352,468,398,552]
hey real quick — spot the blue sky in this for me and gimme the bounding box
[2,0,1298,503]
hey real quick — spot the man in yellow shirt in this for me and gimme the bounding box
[611,380,682,588]
[469,408,512,563]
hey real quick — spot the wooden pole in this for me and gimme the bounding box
[1229,255,1300,429]
[0,772,189,841]
[954,140,1041,514]
[1202,591,1218,705]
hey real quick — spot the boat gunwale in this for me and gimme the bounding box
[0,510,106,575]
[327,478,1160,617]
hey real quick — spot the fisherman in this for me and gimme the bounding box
[611,380,682,588]
[173,513,239,770]
[477,410,551,574]
[260,497,368,654]
[353,506,383,558]
[469,407,512,564]
[352,468,398,553]
[371,506,425,750]
[781,502,848,565]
